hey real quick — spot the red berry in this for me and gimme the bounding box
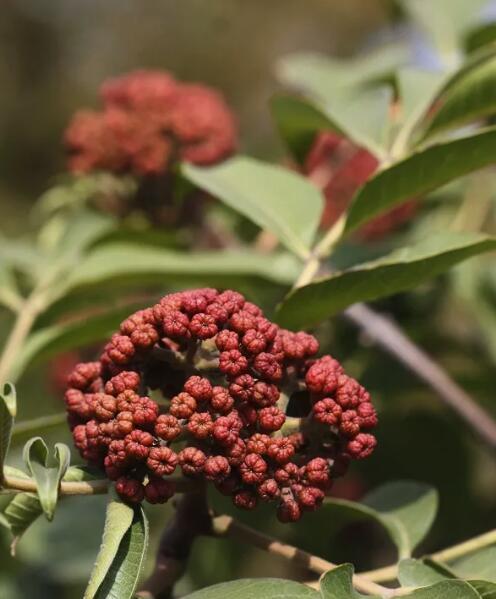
[147,446,178,476]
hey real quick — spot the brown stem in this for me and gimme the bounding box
[344,303,496,451]
[211,514,406,597]
[138,487,212,599]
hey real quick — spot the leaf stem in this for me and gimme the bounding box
[361,528,496,583]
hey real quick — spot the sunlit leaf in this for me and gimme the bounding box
[398,0,486,68]
[345,127,496,234]
[84,499,146,599]
[276,233,496,328]
[277,44,409,98]
[184,579,319,599]
[183,157,323,259]
[63,244,300,292]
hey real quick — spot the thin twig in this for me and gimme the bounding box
[344,303,496,451]
[211,514,409,597]
[361,527,496,583]
[2,475,197,496]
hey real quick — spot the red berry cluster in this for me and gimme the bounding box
[64,70,237,176]
[304,132,417,240]
[64,288,377,521]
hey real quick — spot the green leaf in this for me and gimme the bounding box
[316,87,392,158]
[2,493,43,551]
[11,413,68,442]
[36,173,137,220]
[363,481,438,558]
[277,44,408,98]
[184,579,319,599]
[422,54,496,138]
[84,498,135,598]
[450,547,496,583]
[0,383,16,480]
[408,580,481,598]
[0,264,21,312]
[277,232,496,328]
[271,94,336,163]
[12,304,137,383]
[345,127,496,234]
[63,244,300,292]
[469,581,496,599]
[85,501,147,599]
[320,481,438,559]
[319,564,380,599]
[23,438,70,521]
[63,465,102,483]
[94,507,148,599]
[183,158,323,259]
[398,558,454,587]
[398,0,486,67]
[397,68,446,126]
[465,23,496,54]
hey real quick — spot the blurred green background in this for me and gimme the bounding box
[1,1,496,597]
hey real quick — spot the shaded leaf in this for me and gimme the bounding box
[63,244,300,293]
[12,304,137,383]
[184,578,319,599]
[319,564,379,598]
[23,438,70,521]
[469,581,496,598]
[0,465,102,551]
[450,547,496,583]
[2,493,43,550]
[276,232,496,328]
[0,383,16,479]
[345,127,496,234]
[398,558,454,587]
[84,498,135,599]
[320,481,438,559]
[271,94,335,163]
[408,580,481,598]
[63,465,103,483]
[0,264,21,312]
[12,413,68,442]
[422,54,496,138]
[183,157,323,259]
[465,23,496,54]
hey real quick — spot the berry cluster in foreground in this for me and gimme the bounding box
[304,131,417,239]
[65,288,377,521]
[65,70,236,175]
